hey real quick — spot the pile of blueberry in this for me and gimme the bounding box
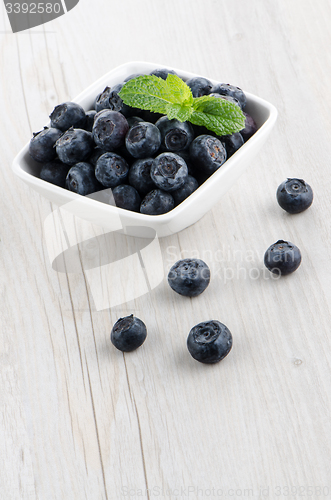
[29,68,257,215]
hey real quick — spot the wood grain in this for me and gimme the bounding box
[1,1,331,498]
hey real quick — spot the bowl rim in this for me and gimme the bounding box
[12,61,278,224]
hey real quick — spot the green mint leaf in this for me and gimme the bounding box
[118,75,173,114]
[165,103,193,121]
[190,95,246,136]
[165,74,193,106]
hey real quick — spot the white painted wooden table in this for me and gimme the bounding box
[1,1,331,499]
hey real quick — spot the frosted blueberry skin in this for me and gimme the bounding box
[190,135,227,175]
[211,83,247,109]
[95,152,129,188]
[276,178,313,214]
[40,160,70,188]
[167,258,210,297]
[150,68,178,80]
[240,112,258,141]
[128,158,156,196]
[50,102,86,131]
[155,116,195,152]
[111,315,147,352]
[185,77,213,97]
[93,110,129,151]
[55,128,94,166]
[66,162,102,196]
[125,122,161,159]
[171,175,199,205]
[151,153,188,192]
[140,189,174,215]
[264,240,302,276]
[187,320,233,364]
[112,185,141,212]
[29,127,62,163]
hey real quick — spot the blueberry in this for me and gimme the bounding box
[89,147,106,167]
[276,178,313,214]
[95,152,129,188]
[29,127,62,163]
[220,132,244,157]
[185,77,213,97]
[40,160,70,188]
[112,185,141,212]
[127,116,145,128]
[210,92,242,108]
[92,110,129,151]
[151,153,188,192]
[111,314,147,352]
[264,240,302,276]
[150,68,178,80]
[140,189,174,215]
[56,128,94,166]
[167,258,210,297]
[190,135,227,175]
[125,122,161,158]
[66,162,102,196]
[83,110,97,132]
[211,83,247,109]
[155,117,194,152]
[240,112,257,141]
[175,151,197,177]
[95,84,131,116]
[50,102,86,131]
[128,158,156,196]
[171,175,199,205]
[187,320,233,364]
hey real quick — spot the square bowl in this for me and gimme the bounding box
[12,61,277,238]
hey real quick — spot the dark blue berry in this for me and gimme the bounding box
[40,160,70,188]
[112,185,141,212]
[95,84,131,116]
[151,153,188,191]
[187,320,233,364]
[150,68,178,80]
[186,77,213,97]
[111,314,147,352]
[89,147,106,167]
[127,116,145,128]
[95,152,129,188]
[92,110,129,151]
[140,189,174,215]
[29,127,62,163]
[264,240,302,276]
[125,122,161,158]
[240,112,257,141]
[276,178,313,214]
[83,110,96,132]
[211,83,247,109]
[128,158,156,196]
[66,162,101,196]
[50,102,86,131]
[171,175,199,205]
[210,92,241,108]
[56,128,94,166]
[155,117,194,152]
[190,135,227,175]
[167,258,210,297]
[220,132,244,157]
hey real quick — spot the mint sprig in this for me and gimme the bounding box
[118,74,245,136]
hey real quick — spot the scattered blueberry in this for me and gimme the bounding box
[125,122,161,158]
[190,135,227,175]
[171,175,199,205]
[150,68,178,80]
[264,240,302,276]
[211,83,247,109]
[128,158,156,196]
[66,162,102,196]
[56,128,94,166]
[167,258,210,297]
[276,178,313,214]
[50,102,86,131]
[240,112,257,141]
[187,320,233,364]
[156,117,194,152]
[186,77,213,97]
[220,132,244,157]
[112,184,141,212]
[95,152,129,188]
[29,127,62,163]
[151,153,188,192]
[40,160,70,188]
[92,110,129,151]
[111,314,147,352]
[140,189,174,215]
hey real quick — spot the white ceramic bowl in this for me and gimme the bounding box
[12,61,277,238]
